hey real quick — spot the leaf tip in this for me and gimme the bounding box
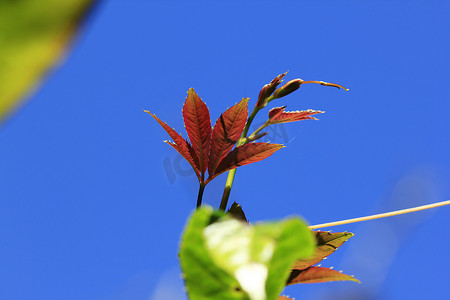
[187,87,196,94]
[143,109,153,116]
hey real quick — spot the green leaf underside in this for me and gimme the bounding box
[212,143,284,180]
[293,231,354,270]
[0,0,95,123]
[183,88,212,176]
[145,111,201,180]
[287,266,360,284]
[180,207,315,300]
[209,98,249,176]
[227,202,248,223]
[268,107,324,124]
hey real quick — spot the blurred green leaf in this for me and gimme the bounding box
[179,206,315,300]
[0,0,95,123]
[261,218,315,300]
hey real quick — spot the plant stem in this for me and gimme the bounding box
[245,121,269,143]
[219,173,235,210]
[196,183,206,209]
[308,200,450,230]
[219,107,261,211]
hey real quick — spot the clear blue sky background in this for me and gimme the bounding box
[1,1,449,299]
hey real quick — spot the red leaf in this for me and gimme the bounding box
[268,106,287,120]
[211,143,284,180]
[144,110,201,180]
[287,267,360,285]
[293,231,354,270]
[182,88,212,176]
[278,296,294,300]
[227,202,248,222]
[208,98,249,176]
[268,107,324,124]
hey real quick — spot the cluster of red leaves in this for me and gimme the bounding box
[146,73,346,188]
[145,88,283,185]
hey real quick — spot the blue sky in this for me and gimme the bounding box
[1,1,449,299]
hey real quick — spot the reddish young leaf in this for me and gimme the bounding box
[287,266,360,285]
[268,106,287,120]
[211,143,284,180]
[182,88,212,177]
[144,110,201,180]
[256,72,288,108]
[268,107,324,124]
[208,98,249,175]
[227,202,248,222]
[293,231,354,270]
[278,296,294,300]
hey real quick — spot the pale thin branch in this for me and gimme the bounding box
[309,200,450,230]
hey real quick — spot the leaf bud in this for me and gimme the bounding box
[256,72,287,108]
[271,79,304,100]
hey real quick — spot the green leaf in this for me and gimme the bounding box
[0,0,95,122]
[179,206,315,300]
[293,231,354,270]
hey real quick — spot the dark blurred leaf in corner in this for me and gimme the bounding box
[0,0,96,124]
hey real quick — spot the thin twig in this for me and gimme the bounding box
[196,183,206,209]
[245,121,269,143]
[309,200,450,230]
